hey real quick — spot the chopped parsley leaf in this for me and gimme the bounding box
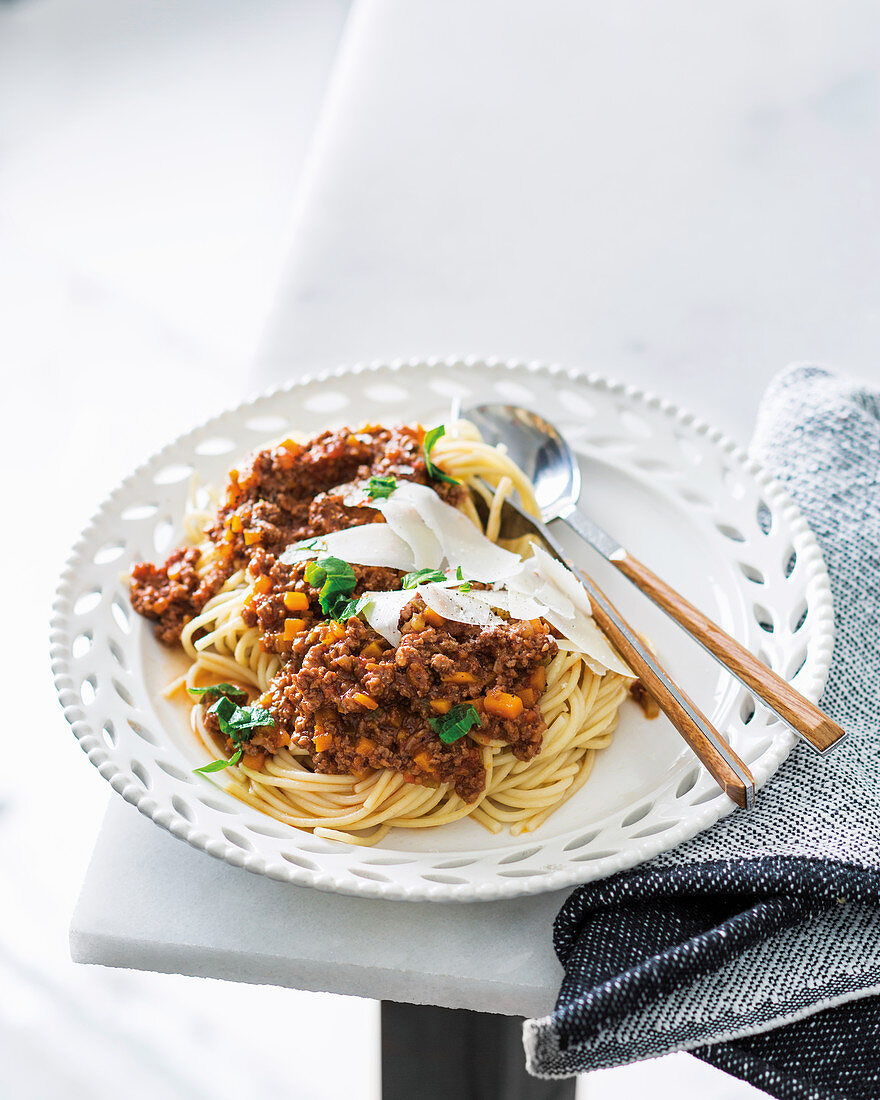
[194,748,243,774]
[207,695,275,744]
[193,697,274,776]
[294,537,326,555]
[401,568,447,589]
[329,594,373,622]
[428,703,482,744]
[455,565,472,593]
[187,682,247,703]
[367,475,397,500]
[423,425,459,485]
[305,556,357,616]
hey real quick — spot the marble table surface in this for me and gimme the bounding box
[256,0,880,438]
[72,800,566,1018]
[73,0,880,1041]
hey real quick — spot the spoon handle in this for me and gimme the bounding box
[522,509,756,808]
[565,560,756,810]
[609,549,845,753]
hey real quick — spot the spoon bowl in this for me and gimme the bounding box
[465,404,580,521]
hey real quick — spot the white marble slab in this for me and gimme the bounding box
[72,800,566,1018]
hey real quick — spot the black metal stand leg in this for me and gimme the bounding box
[381,1002,576,1100]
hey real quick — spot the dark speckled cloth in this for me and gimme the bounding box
[524,367,880,1099]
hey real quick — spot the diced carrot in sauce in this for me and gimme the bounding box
[230,514,243,533]
[519,688,537,708]
[324,622,346,642]
[283,618,307,639]
[429,699,452,714]
[313,732,334,752]
[253,575,273,595]
[352,692,378,710]
[423,607,446,629]
[244,529,262,546]
[283,590,309,611]
[442,671,477,684]
[360,641,384,659]
[528,666,546,691]
[314,708,333,735]
[483,688,524,719]
[356,737,377,754]
[412,750,432,770]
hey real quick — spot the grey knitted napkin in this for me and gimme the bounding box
[524,365,880,1098]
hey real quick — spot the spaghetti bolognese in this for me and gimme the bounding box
[130,420,634,845]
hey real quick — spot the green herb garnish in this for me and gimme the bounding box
[193,695,275,776]
[294,537,326,555]
[305,556,357,617]
[423,425,459,485]
[208,695,275,742]
[194,748,243,774]
[401,568,448,589]
[187,682,247,704]
[455,565,472,593]
[367,475,397,500]
[428,703,482,744]
[330,594,373,622]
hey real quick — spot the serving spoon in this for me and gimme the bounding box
[464,403,845,754]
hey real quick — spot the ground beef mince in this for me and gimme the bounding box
[394,602,556,760]
[130,423,451,645]
[260,604,557,802]
[129,546,230,646]
[307,487,385,534]
[241,555,403,658]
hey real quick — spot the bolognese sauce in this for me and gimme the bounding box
[130,425,556,802]
[130,425,462,645]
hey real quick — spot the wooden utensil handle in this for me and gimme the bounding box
[579,574,755,810]
[614,552,844,753]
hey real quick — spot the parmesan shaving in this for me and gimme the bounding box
[373,482,521,583]
[280,525,416,572]
[380,496,443,569]
[279,479,631,676]
[513,546,632,677]
[417,583,501,628]
[359,589,414,646]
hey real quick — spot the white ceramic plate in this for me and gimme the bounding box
[51,359,834,902]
